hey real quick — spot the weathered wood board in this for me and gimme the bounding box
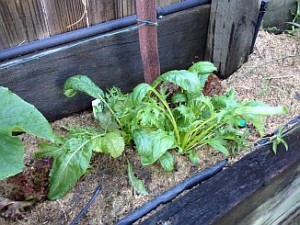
[205,0,260,78]
[264,0,298,30]
[0,5,210,121]
[140,123,300,225]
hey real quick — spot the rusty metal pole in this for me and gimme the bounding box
[136,0,160,84]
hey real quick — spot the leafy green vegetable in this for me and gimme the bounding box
[62,61,288,173]
[38,126,125,199]
[0,87,54,180]
[132,129,175,166]
[127,160,148,196]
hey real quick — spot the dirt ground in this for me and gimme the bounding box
[0,30,299,225]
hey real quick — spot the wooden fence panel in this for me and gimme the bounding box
[114,0,136,18]
[0,0,189,49]
[40,0,87,36]
[86,0,115,25]
[0,0,49,49]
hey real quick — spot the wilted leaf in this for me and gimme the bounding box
[127,160,148,196]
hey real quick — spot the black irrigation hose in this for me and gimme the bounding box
[115,160,228,225]
[250,0,269,54]
[156,0,211,18]
[0,0,211,62]
[69,185,102,225]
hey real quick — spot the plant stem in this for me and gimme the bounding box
[151,88,180,143]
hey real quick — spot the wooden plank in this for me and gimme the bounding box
[0,5,210,121]
[136,0,160,83]
[114,0,136,18]
[86,0,116,25]
[0,0,49,49]
[40,0,87,36]
[156,0,182,7]
[205,0,260,78]
[140,123,300,225]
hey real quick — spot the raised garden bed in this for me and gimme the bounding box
[0,30,299,225]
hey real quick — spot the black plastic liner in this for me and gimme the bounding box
[115,160,227,225]
[0,0,211,62]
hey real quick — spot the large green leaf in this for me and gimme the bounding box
[64,75,104,100]
[132,129,175,166]
[47,137,93,200]
[0,87,54,140]
[0,131,24,180]
[131,83,153,106]
[235,102,288,116]
[154,70,201,94]
[0,87,54,180]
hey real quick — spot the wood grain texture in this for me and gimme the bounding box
[0,5,210,121]
[0,0,189,49]
[86,0,115,25]
[0,0,49,49]
[136,0,160,83]
[205,0,260,78]
[141,124,300,225]
[156,0,182,7]
[114,0,136,18]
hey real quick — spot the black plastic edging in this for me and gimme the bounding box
[0,0,211,62]
[115,160,227,225]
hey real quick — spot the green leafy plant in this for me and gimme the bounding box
[63,61,288,172]
[37,126,125,200]
[0,87,54,180]
[272,126,289,154]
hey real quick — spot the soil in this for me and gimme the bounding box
[0,30,299,225]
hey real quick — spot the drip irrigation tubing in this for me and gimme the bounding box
[250,0,269,53]
[0,0,211,63]
[69,185,102,225]
[115,160,227,225]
